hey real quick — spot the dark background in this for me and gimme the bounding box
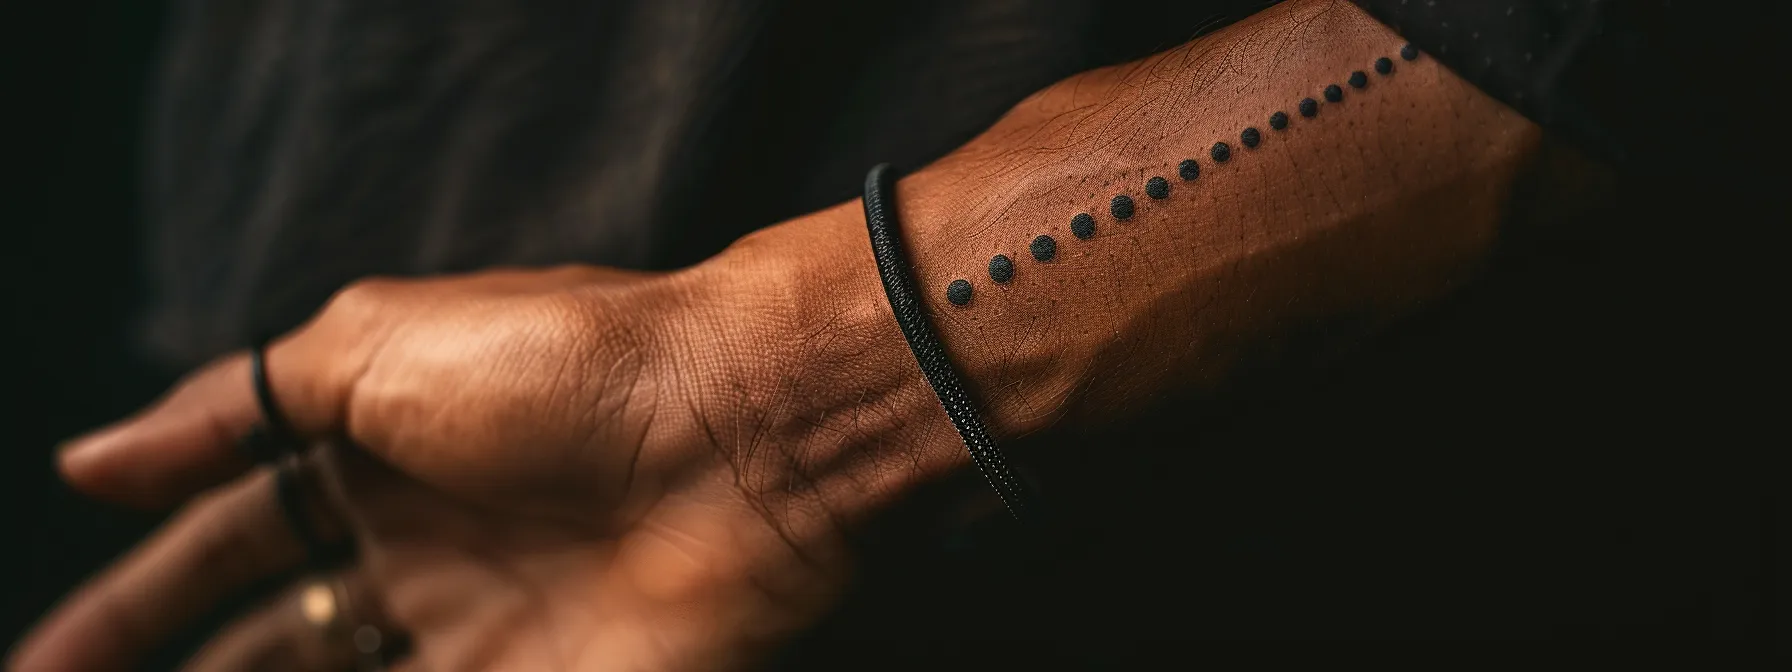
[7,0,176,651]
[6,1,1784,668]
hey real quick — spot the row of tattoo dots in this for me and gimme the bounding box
[944,43,1423,307]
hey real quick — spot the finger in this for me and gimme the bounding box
[51,265,627,509]
[183,570,403,672]
[56,263,646,509]
[59,289,384,508]
[9,467,347,671]
[56,353,264,508]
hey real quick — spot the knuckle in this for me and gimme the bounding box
[323,277,398,321]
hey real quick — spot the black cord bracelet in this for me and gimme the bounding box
[862,163,1036,522]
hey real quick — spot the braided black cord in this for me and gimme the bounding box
[862,163,1035,522]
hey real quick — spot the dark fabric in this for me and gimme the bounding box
[1352,0,1738,167]
[141,0,1755,367]
[141,0,1274,369]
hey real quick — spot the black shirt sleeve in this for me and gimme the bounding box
[1351,0,1712,167]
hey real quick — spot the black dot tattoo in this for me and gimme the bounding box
[1145,176,1170,199]
[1071,212,1096,239]
[947,279,973,306]
[943,47,1420,302]
[988,254,1014,284]
[1178,159,1200,181]
[1110,194,1135,220]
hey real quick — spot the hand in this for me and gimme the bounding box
[16,1,1541,666]
[13,230,967,670]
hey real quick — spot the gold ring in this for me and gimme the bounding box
[297,575,389,670]
[298,577,350,635]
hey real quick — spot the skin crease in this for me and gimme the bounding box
[14,1,1539,670]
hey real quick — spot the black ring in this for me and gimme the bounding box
[274,455,329,561]
[252,343,296,437]
[241,343,301,463]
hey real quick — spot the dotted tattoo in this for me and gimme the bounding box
[988,254,1015,283]
[1110,194,1135,220]
[1145,176,1170,199]
[947,279,973,306]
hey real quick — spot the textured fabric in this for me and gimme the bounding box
[141,0,1274,368]
[1352,0,1702,165]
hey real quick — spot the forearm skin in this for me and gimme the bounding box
[672,0,1540,533]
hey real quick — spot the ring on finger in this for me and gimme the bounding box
[298,575,392,671]
[240,342,303,463]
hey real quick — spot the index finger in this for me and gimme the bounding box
[57,295,376,508]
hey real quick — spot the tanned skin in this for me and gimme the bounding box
[13,1,1537,669]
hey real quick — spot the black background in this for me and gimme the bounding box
[6,1,1784,668]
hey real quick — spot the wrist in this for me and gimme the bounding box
[668,203,970,531]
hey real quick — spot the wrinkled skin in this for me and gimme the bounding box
[15,260,929,670]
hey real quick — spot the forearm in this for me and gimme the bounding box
[673,0,1540,525]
